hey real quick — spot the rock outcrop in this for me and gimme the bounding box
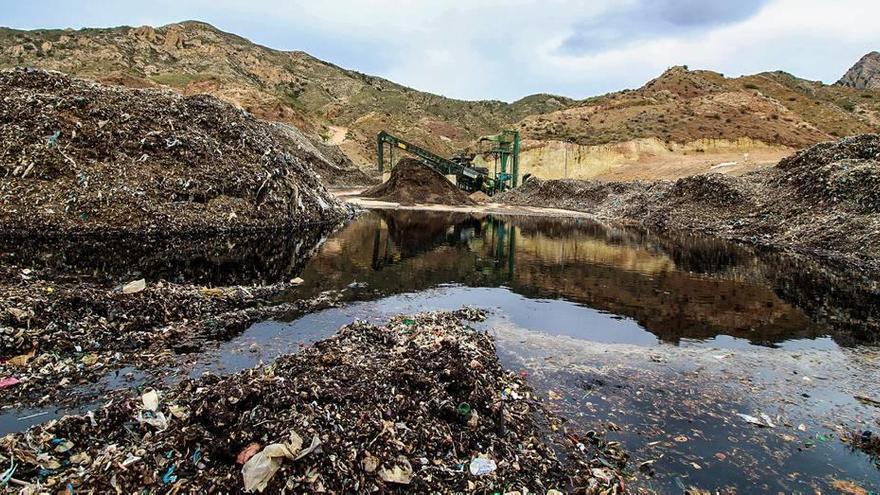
[837,51,880,89]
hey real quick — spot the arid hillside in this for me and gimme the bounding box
[513,66,880,180]
[2,21,878,181]
[0,21,572,171]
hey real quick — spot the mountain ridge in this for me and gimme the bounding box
[2,21,878,180]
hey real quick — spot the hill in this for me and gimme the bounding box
[2,22,878,181]
[512,66,880,180]
[837,51,880,90]
[0,21,572,172]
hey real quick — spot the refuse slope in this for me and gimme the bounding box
[361,158,476,206]
[500,134,880,280]
[0,68,346,234]
[0,310,627,493]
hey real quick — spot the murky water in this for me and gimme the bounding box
[2,209,879,493]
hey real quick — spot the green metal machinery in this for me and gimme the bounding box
[377,130,520,195]
[477,130,521,188]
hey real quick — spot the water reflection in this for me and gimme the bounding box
[289,210,877,347]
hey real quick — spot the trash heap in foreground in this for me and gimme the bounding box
[0,310,628,493]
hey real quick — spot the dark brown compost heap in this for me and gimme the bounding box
[0,68,346,234]
[0,310,627,493]
[499,134,880,281]
[361,158,475,205]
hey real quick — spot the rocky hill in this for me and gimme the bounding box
[837,51,880,90]
[512,66,880,180]
[2,22,878,181]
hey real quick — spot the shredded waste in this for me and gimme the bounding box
[361,158,476,206]
[0,226,344,409]
[0,309,628,493]
[0,68,348,234]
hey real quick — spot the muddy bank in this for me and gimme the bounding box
[0,68,347,234]
[362,158,475,206]
[0,310,626,493]
[499,135,880,282]
[0,225,348,411]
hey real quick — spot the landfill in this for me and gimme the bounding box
[0,68,348,235]
[0,224,345,410]
[499,134,880,282]
[361,158,476,206]
[0,309,628,493]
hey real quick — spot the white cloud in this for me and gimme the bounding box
[4,0,880,100]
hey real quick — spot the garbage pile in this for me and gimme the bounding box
[774,134,880,214]
[847,426,880,469]
[499,134,880,282]
[668,173,751,208]
[0,224,345,409]
[0,310,627,493]
[0,68,346,234]
[274,123,378,188]
[361,158,476,206]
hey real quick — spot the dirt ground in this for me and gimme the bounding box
[361,158,475,206]
[499,134,880,284]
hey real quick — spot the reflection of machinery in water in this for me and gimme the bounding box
[479,217,516,282]
[376,130,520,195]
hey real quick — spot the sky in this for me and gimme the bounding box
[3,0,879,102]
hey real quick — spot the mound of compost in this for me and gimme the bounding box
[0,68,347,234]
[361,158,475,206]
[0,310,627,493]
[499,134,880,281]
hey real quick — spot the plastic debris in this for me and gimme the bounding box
[142,390,160,411]
[122,278,146,294]
[241,432,303,493]
[237,443,262,465]
[0,377,20,389]
[469,456,497,476]
[377,456,413,484]
[737,413,775,428]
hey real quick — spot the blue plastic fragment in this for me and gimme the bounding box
[162,464,177,485]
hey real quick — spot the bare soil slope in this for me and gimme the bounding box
[0,68,346,234]
[361,158,475,206]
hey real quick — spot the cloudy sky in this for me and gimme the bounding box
[3,0,879,101]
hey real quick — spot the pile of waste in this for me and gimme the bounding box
[0,310,627,493]
[0,68,346,234]
[499,134,880,281]
[274,123,377,188]
[774,134,880,214]
[848,426,880,469]
[361,158,476,206]
[469,191,491,203]
[0,224,344,409]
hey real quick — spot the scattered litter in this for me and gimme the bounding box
[469,456,497,476]
[0,377,21,389]
[121,278,146,294]
[0,310,623,492]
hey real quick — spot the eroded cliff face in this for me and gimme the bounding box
[491,137,792,181]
